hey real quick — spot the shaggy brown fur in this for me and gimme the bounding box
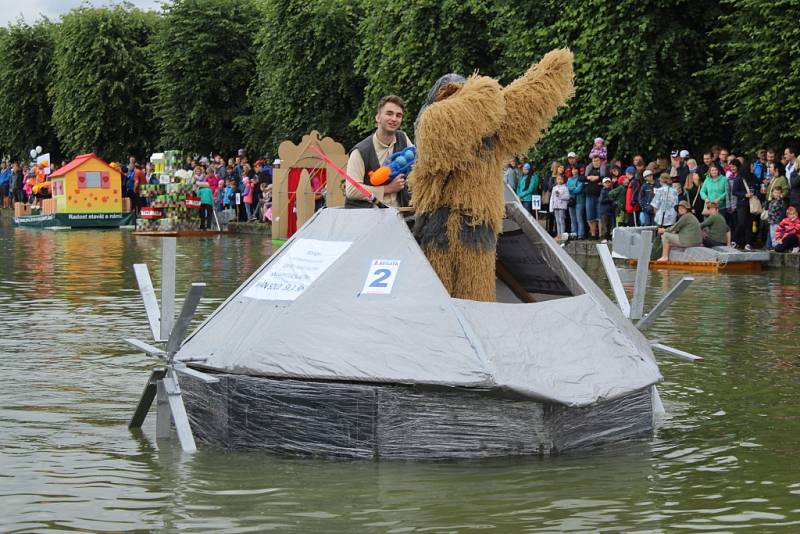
[410,49,574,301]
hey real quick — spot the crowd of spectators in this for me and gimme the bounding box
[121,152,277,224]
[0,150,278,226]
[505,140,800,253]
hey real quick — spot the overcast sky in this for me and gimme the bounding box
[0,0,161,26]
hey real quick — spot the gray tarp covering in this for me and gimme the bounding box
[179,206,662,407]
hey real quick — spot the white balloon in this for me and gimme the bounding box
[30,149,37,159]
[36,146,42,154]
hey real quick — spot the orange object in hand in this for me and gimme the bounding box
[367,166,391,186]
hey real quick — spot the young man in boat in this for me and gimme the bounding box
[345,95,413,209]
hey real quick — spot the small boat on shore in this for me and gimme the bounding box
[612,226,770,272]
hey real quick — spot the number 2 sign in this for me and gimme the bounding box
[362,259,401,295]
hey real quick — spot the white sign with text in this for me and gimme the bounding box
[531,195,542,210]
[244,239,352,301]
[361,259,401,295]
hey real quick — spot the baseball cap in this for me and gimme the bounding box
[567,151,577,158]
[679,149,690,158]
[602,177,611,183]
[671,150,679,158]
[625,165,636,173]
[643,169,653,177]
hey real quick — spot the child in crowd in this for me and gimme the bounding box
[624,166,640,226]
[255,182,272,222]
[550,174,570,239]
[652,172,678,226]
[222,178,235,210]
[242,177,253,220]
[598,177,615,240]
[589,137,607,162]
[609,174,628,228]
[638,170,656,225]
[774,206,800,253]
[206,166,220,207]
[766,186,786,249]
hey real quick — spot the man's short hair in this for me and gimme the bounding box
[377,95,405,113]
[706,202,718,209]
[773,185,783,192]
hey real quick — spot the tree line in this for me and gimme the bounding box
[0,0,797,164]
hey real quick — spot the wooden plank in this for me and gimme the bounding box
[629,230,653,320]
[133,264,161,341]
[163,371,197,453]
[596,243,630,317]
[636,277,694,331]
[651,342,704,362]
[165,283,205,358]
[160,237,176,341]
[496,260,537,303]
[129,369,165,429]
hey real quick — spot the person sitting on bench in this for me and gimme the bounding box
[656,200,702,262]
[699,202,731,247]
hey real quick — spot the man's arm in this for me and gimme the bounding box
[345,149,384,202]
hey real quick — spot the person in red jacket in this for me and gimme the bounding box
[774,205,800,253]
[623,165,640,226]
[132,163,147,214]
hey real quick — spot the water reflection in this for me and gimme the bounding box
[1,222,799,532]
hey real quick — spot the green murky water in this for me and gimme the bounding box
[1,218,799,532]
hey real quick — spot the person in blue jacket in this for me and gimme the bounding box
[638,169,656,225]
[566,167,585,238]
[516,163,540,213]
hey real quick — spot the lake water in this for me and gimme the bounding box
[1,219,799,532]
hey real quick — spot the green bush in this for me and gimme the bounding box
[241,0,364,153]
[152,0,259,157]
[0,20,59,161]
[49,6,159,161]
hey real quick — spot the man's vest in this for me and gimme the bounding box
[344,131,409,209]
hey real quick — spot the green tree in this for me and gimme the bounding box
[153,0,259,156]
[0,20,60,161]
[352,0,499,136]
[499,1,723,163]
[241,0,364,153]
[705,0,800,153]
[49,6,159,161]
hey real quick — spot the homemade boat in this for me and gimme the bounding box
[135,192,684,460]
[612,226,770,272]
[14,153,135,229]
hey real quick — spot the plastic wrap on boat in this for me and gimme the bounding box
[179,207,660,408]
[182,373,654,459]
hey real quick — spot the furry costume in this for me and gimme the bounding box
[410,49,574,301]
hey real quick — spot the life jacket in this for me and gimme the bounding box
[345,131,409,209]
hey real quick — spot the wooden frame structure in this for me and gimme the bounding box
[272,130,348,240]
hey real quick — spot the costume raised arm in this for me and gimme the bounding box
[496,48,574,156]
